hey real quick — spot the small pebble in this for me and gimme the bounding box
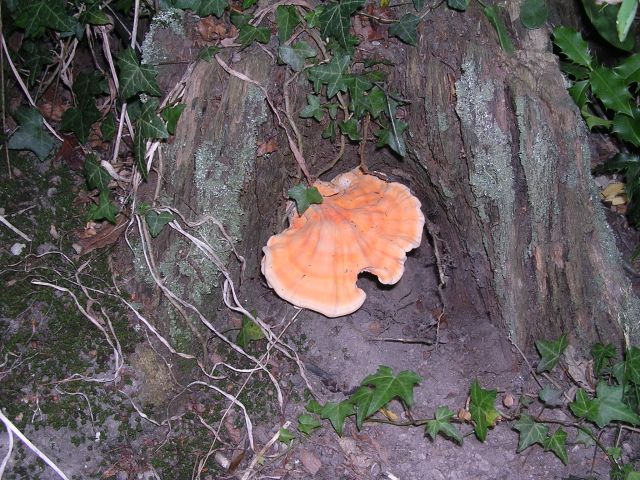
[10,243,26,255]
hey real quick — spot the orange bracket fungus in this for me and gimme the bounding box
[261,167,425,317]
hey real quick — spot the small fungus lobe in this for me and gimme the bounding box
[261,167,425,318]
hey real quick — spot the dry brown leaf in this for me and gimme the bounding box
[224,416,242,444]
[367,320,383,335]
[380,406,398,422]
[54,135,84,170]
[256,137,278,157]
[75,214,128,255]
[458,408,471,422]
[564,345,595,392]
[502,393,514,408]
[300,449,322,476]
[195,16,237,41]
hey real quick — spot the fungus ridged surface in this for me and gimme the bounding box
[261,167,425,318]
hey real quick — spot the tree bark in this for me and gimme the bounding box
[137,4,640,356]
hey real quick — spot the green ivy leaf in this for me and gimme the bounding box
[288,184,323,214]
[276,5,300,43]
[426,406,463,445]
[319,0,365,49]
[15,0,77,38]
[543,428,568,465]
[162,104,186,135]
[20,41,51,88]
[7,107,56,161]
[447,0,470,11]
[306,399,323,414]
[345,75,373,118]
[79,3,111,25]
[614,53,640,84]
[613,109,640,147]
[144,210,175,238]
[348,386,374,430]
[482,5,514,54]
[85,154,111,192]
[581,106,613,130]
[297,413,322,435]
[197,0,228,17]
[590,382,640,428]
[367,86,387,119]
[117,47,161,100]
[574,427,595,446]
[535,334,568,373]
[590,67,633,116]
[520,0,548,29]
[236,313,265,348]
[237,24,271,47]
[304,6,324,29]
[243,0,257,7]
[570,388,597,419]
[568,80,590,109]
[514,414,548,452]
[299,94,324,122]
[560,61,591,81]
[591,343,616,377]
[101,112,116,141]
[308,54,351,98]
[389,14,420,46]
[469,380,500,442]
[626,346,640,385]
[198,45,221,62]
[278,427,295,444]
[320,400,355,436]
[582,0,634,51]
[88,190,118,224]
[553,26,593,69]
[375,120,408,157]
[279,41,317,72]
[339,118,361,140]
[539,385,564,407]
[360,366,422,416]
[138,100,169,139]
[134,129,148,180]
[73,71,108,100]
[617,0,637,43]
[413,0,426,10]
[61,99,100,144]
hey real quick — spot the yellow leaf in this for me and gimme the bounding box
[380,0,390,7]
[601,182,625,200]
[380,406,398,421]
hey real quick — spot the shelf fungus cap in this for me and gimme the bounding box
[261,167,425,318]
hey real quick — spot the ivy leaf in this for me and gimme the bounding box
[375,120,408,157]
[581,106,613,130]
[73,71,108,100]
[520,0,547,29]
[299,94,324,122]
[198,45,220,62]
[322,120,336,140]
[197,0,228,17]
[570,388,598,419]
[568,80,590,109]
[469,380,500,442]
[7,107,56,161]
[339,118,361,141]
[162,104,186,135]
[349,386,374,430]
[535,334,568,373]
[15,0,76,38]
[101,112,116,141]
[276,5,300,43]
[426,406,463,445]
[360,366,421,416]
[88,190,118,224]
[389,14,420,46]
[297,413,322,435]
[308,54,351,98]
[590,67,633,116]
[614,53,640,84]
[617,0,637,43]
[613,109,640,147]
[117,47,161,100]
[367,86,387,119]
[543,428,568,464]
[306,399,323,414]
[553,26,593,69]
[79,3,111,25]
[513,414,548,452]
[581,0,634,51]
[20,41,51,88]
[85,154,111,192]
[134,129,148,180]
[237,24,271,47]
[590,382,640,428]
[575,427,595,446]
[591,343,616,377]
[61,99,100,144]
[413,0,426,10]
[539,385,564,407]
[288,184,323,214]
[345,75,373,117]
[320,400,355,436]
[279,41,316,72]
[236,313,265,348]
[447,0,470,11]
[626,346,640,385]
[319,0,365,49]
[138,100,169,139]
[144,210,175,238]
[482,5,514,54]
[560,61,591,81]
[278,427,295,445]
